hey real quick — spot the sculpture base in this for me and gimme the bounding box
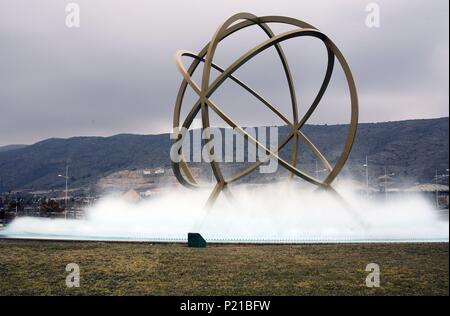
[188,232,207,248]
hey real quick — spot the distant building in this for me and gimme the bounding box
[405,183,449,193]
[139,187,165,198]
[376,175,395,192]
[405,183,449,208]
[142,168,165,177]
[122,189,141,203]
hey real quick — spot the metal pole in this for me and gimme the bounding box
[365,156,369,197]
[65,165,68,219]
[435,168,439,208]
[362,158,368,197]
[384,167,387,201]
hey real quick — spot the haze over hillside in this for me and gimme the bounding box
[0,117,448,193]
[0,144,27,153]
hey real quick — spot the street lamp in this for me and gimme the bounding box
[383,167,395,201]
[363,156,369,197]
[58,164,69,219]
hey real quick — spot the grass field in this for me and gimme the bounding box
[0,240,448,295]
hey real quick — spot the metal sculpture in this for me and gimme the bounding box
[172,13,358,206]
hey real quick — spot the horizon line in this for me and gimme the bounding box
[1,116,448,148]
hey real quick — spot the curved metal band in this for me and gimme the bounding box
[172,15,332,187]
[173,14,309,187]
[176,51,333,183]
[172,14,358,192]
[175,28,347,186]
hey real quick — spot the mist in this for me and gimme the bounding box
[1,182,448,243]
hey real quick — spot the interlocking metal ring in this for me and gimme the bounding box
[172,13,358,205]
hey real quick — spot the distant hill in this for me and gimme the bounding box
[0,118,448,192]
[0,144,27,153]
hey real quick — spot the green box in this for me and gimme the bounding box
[188,232,207,248]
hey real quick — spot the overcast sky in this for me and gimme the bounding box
[0,0,448,146]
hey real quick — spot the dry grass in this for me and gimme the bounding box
[0,240,448,295]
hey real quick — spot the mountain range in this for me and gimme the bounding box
[0,117,448,192]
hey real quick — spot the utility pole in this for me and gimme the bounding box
[384,167,388,201]
[363,156,369,197]
[65,164,68,212]
[435,168,439,208]
[58,164,69,219]
[382,167,395,201]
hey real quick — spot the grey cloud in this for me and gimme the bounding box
[0,0,448,145]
